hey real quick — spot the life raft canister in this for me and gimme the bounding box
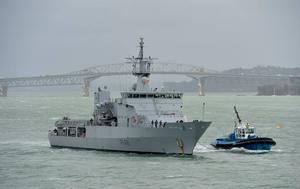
[131,116,137,124]
[138,116,144,125]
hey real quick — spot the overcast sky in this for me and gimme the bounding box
[0,0,299,77]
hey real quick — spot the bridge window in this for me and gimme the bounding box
[125,93,182,99]
[247,128,254,134]
[241,129,245,137]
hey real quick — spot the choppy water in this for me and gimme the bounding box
[0,93,299,188]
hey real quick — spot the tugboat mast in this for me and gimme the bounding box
[234,106,242,124]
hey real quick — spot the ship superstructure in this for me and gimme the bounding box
[48,38,211,155]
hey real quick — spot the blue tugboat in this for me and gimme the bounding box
[211,106,276,151]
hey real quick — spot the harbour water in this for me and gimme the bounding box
[0,92,299,188]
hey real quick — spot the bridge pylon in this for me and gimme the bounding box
[0,85,8,97]
[82,79,91,97]
[197,77,206,96]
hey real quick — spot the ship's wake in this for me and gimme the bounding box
[194,144,282,154]
[0,140,49,146]
[194,144,220,153]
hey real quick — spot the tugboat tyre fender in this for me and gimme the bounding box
[131,116,137,123]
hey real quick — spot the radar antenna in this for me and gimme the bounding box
[126,38,153,77]
[137,37,144,60]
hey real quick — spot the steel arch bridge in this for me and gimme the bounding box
[0,63,218,97]
[68,62,218,76]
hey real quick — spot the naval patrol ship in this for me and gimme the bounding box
[48,38,211,155]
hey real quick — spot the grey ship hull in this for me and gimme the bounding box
[48,121,211,155]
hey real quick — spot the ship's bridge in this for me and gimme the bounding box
[120,91,183,99]
[119,90,185,125]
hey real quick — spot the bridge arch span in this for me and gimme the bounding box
[68,62,217,76]
[0,63,218,97]
[69,63,217,96]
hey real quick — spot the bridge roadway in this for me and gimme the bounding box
[0,63,218,96]
[0,62,293,97]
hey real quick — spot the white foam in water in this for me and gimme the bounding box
[0,140,49,147]
[270,149,283,153]
[193,144,220,153]
[16,99,27,103]
[164,175,185,179]
[50,117,60,120]
[194,144,282,154]
[229,147,268,154]
[146,162,160,166]
[227,147,282,154]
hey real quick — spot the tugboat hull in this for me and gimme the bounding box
[212,137,276,150]
[212,106,277,151]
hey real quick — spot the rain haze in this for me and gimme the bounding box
[1,2,300,188]
[0,0,299,78]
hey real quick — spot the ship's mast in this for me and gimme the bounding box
[130,38,153,91]
[138,38,144,61]
[132,38,151,77]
